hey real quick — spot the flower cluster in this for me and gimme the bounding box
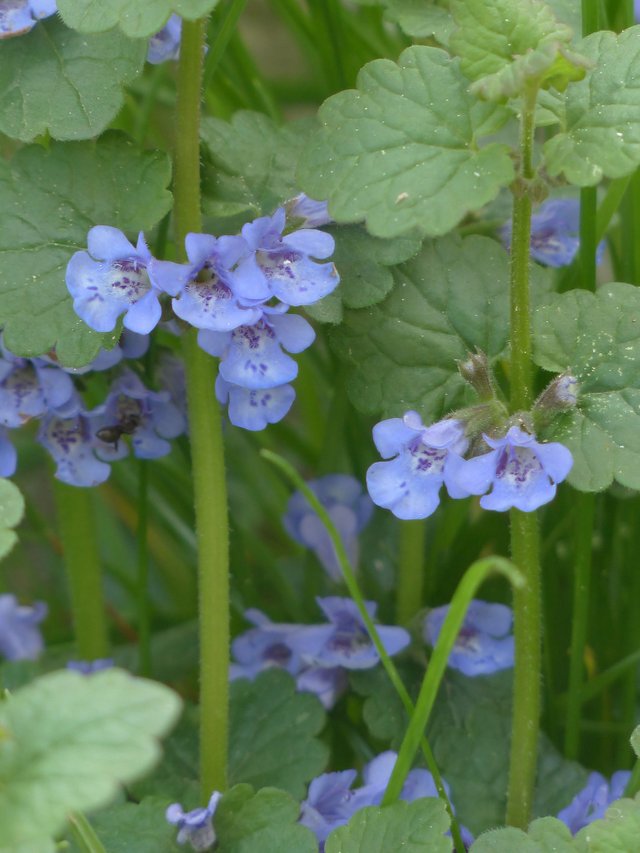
[283,474,373,581]
[367,412,573,520]
[424,599,514,676]
[230,596,409,709]
[0,594,47,661]
[500,197,606,268]
[66,199,338,431]
[300,751,474,849]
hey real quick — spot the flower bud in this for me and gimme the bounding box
[535,373,579,412]
[457,350,497,401]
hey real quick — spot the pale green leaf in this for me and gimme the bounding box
[450,0,587,101]
[631,725,640,758]
[543,28,640,185]
[384,0,454,43]
[533,283,640,491]
[298,46,514,239]
[0,135,172,367]
[470,817,575,852]
[57,0,220,37]
[326,799,451,853]
[331,234,549,420]
[0,669,181,848]
[0,480,25,562]
[576,796,640,851]
[0,18,145,142]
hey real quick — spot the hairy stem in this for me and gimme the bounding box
[396,520,426,624]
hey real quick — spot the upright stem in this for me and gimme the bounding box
[136,460,152,677]
[175,18,230,797]
[396,520,426,624]
[54,483,109,660]
[505,84,543,829]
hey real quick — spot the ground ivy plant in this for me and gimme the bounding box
[1,0,640,851]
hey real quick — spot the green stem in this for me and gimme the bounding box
[175,17,229,797]
[505,83,543,829]
[67,813,107,853]
[564,492,596,759]
[382,557,524,806]
[396,520,426,624]
[136,460,152,677]
[54,483,109,660]
[261,449,467,853]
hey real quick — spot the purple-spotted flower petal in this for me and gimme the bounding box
[234,208,339,306]
[0,0,56,38]
[450,425,573,512]
[501,198,606,268]
[66,227,161,335]
[0,594,47,660]
[299,770,359,845]
[38,409,112,487]
[285,193,333,229]
[294,596,410,670]
[366,413,470,521]
[147,13,181,63]
[424,599,514,676]
[557,771,631,834]
[230,608,306,681]
[283,474,373,581]
[215,375,295,431]
[0,345,75,427]
[166,791,222,851]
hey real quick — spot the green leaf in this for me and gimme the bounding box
[0,134,172,367]
[229,670,329,799]
[631,725,640,758]
[470,817,575,852]
[325,799,451,853]
[201,112,315,230]
[450,0,588,101]
[384,0,454,43]
[57,0,220,37]
[543,28,640,185]
[215,785,318,853]
[0,18,145,142]
[331,234,549,420]
[0,479,24,562]
[65,798,178,853]
[298,46,514,239]
[0,669,181,848]
[533,283,640,491]
[575,796,640,851]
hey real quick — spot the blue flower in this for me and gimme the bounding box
[557,771,631,834]
[450,425,573,512]
[283,474,373,581]
[0,0,56,39]
[500,198,606,268]
[0,345,75,427]
[285,193,333,229]
[198,311,315,390]
[230,608,306,681]
[147,13,181,63]
[293,596,410,670]
[150,233,260,331]
[166,791,222,851]
[424,599,514,676]
[366,413,470,521]
[0,594,47,661]
[66,227,163,334]
[66,658,114,674]
[92,370,185,461]
[215,375,295,431]
[295,665,348,710]
[38,407,112,487]
[0,428,16,477]
[234,208,340,306]
[299,770,359,845]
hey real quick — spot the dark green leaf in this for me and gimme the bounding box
[533,283,640,491]
[0,135,172,367]
[67,798,178,853]
[298,46,514,239]
[57,0,220,38]
[0,18,145,142]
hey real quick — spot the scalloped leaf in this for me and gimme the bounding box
[330,234,550,420]
[533,283,640,492]
[57,0,220,38]
[298,46,514,239]
[384,0,454,43]
[470,817,575,851]
[0,479,25,562]
[0,135,172,367]
[543,28,640,185]
[449,0,587,101]
[0,18,145,142]
[326,799,451,853]
[0,669,181,849]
